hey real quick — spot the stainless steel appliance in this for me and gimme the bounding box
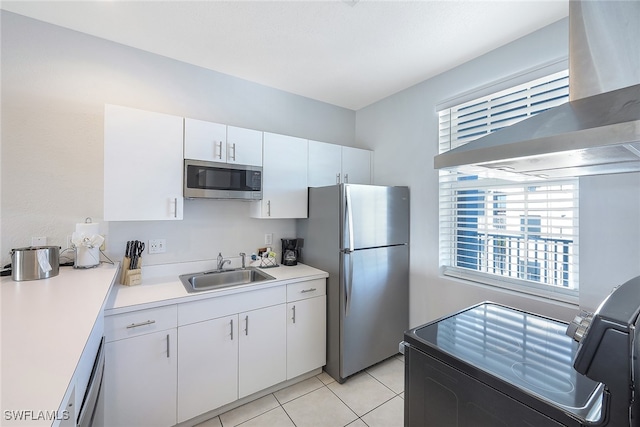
[183,159,262,200]
[77,337,105,427]
[403,275,640,426]
[298,184,410,383]
[10,246,60,281]
[434,1,640,179]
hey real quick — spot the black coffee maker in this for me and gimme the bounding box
[281,238,302,266]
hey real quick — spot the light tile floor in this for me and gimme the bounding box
[196,354,405,427]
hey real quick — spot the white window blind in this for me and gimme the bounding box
[438,71,579,299]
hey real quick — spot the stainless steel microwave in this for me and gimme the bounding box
[184,159,262,200]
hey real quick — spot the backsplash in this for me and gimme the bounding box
[107,199,296,266]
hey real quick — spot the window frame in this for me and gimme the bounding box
[437,70,578,303]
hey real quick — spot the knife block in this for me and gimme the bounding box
[121,256,142,286]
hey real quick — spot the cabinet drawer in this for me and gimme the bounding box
[178,285,286,326]
[105,305,177,342]
[287,279,326,302]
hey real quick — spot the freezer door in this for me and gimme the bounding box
[342,185,409,250]
[340,244,409,380]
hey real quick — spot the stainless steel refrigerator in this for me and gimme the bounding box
[298,184,409,383]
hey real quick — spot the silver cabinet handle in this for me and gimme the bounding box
[292,305,296,324]
[230,318,234,341]
[345,173,349,183]
[174,198,178,218]
[336,173,340,184]
[216,141,223,160]
[267,200,271,217]
[244,315,249,336]
[231,143,237,161]
[126,320,156,329]
[300,288,317,293]
[166,334,170,358]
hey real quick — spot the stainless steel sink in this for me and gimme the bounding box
[180,268,275,293]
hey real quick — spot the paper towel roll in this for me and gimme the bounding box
[73,221,101,268]
[76,222,100,236]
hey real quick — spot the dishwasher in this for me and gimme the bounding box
[77,337,105,427]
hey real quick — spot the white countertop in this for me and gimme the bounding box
[0,259,326,426]
[0,263,119,426]
[105,261,329,315]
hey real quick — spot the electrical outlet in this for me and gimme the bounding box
[264,233,273,245]
[149,239,166,254]
[100,234,106,251]
[31,236,46,246]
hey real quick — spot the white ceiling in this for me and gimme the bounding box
[0,0,568,110]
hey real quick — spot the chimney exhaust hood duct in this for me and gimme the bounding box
[434,1,640,179]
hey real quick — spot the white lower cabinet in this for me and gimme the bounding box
[238,304,287,398]
[177,315,238,423]
[107,278,326,425]
[177,303,287,423]
[104,329,177,427]
[287,295,326,379]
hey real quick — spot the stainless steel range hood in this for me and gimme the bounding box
[434,1,640,179]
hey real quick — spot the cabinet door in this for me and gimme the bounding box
[177,315,238,423]
[287,296,327,379]
[308,140,342,187]
[104,330,177,427]
[104,105,184,221]
[227,126,263,166]
[342,146,372,184]
[252,132,308,218]
[238,304,287,398]
[183,117,227,162]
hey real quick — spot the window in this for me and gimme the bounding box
[438,71,578,300]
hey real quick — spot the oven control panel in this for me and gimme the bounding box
[565,309,594,342]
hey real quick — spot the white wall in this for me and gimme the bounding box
[356,17,640,326]
[0,11,356,267]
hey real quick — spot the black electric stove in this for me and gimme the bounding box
[403,276,640,427]
[403,303,603,426]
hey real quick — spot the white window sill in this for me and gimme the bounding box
[441,266,580,308]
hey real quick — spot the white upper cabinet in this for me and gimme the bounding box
[184,118,262,166]
[184,118,227,162]
[308,140,372,187]
[252,132,308,219]
[342,146,372,185]
[104,104,184,221]
[308,140,343,187]
[226,126,263,166]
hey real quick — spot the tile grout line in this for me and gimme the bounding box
[221,361,405,427]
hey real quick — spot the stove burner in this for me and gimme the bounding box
[512,362,575,394]
[486,335,521,355]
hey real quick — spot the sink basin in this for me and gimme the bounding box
[180,268,275,293]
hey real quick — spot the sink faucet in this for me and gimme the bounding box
[239,252,246,269]
[217,252,231,271]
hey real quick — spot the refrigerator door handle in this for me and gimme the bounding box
[344,251,353,317]
[345,185,355,252]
